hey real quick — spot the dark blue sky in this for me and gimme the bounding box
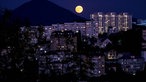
[0,0,146,19]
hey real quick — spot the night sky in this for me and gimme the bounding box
[0,0,146,19]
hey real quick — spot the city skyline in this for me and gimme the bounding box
[0,0,146,81]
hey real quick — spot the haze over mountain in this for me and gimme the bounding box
[1,0,146,19]
[12,0,86,25]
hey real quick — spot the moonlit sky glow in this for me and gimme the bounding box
[75,5,83,13]
[0,0,146,19]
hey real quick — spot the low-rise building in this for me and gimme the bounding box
[84,55,105,77]
[118,54,145,75]
[50,31,78,52]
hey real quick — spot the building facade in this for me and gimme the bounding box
[20,12,132,39]
[50,31,78,52]
[90,12,132,34]
[119,55,145,75]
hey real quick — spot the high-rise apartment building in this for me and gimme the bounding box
[20,12,132,39]
[90,12,132,34]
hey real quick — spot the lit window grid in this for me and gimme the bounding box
[21,12,132,39]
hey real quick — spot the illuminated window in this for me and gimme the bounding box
[105,15,108,17]
[98,56,101,59]
[44,51,47,53]
[133,73,136,76]
[98,15,103,17]
[98,71,101,73]
[20,69,24,72]
[40,48,43,51]
[76,30,79,33]
[82,27,86,29]
[102,65,105,67]
[61,46,65,48]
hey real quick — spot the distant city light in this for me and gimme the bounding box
[44,51,47,53]
[40,48,43,51]
[76,30,79,33]
[20,69,24,72]
[133,73,136,75]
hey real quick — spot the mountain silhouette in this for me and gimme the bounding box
[12,0,87,25]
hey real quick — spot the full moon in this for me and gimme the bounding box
[75,5,83,13]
